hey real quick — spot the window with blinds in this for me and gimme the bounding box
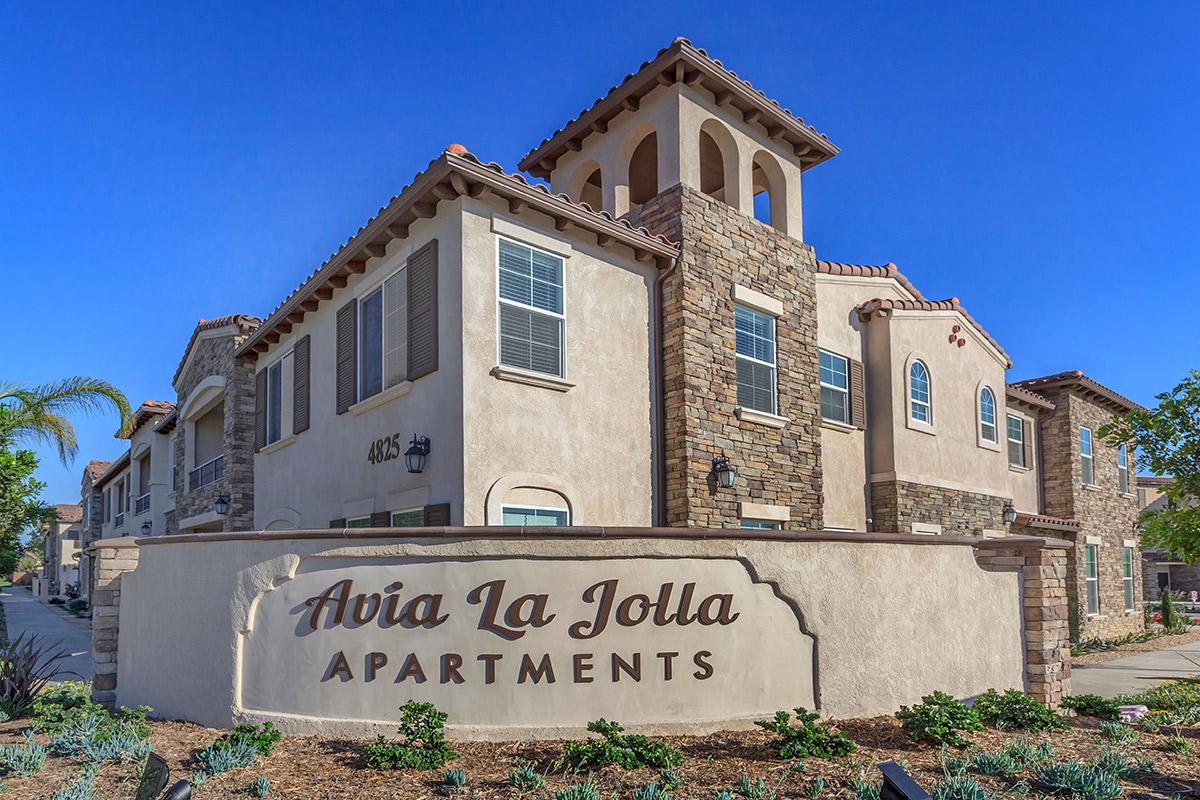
[819,350,849,423]
[497,238,565,377]
[735,304,777,414]
[1007,414,1025,467]
[357,268,409,402]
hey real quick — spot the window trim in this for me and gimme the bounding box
[978,386,998,445]
[495,235,568,380]
[907,358,933,429]
[501,504,571,526]
[734,302,778,417]
[1085,543,1100,616]
[265,356,284,447]
[1122,545,1135,612]
[819,349,850,424]
[1080,426,1095,486]
[1117,443,1129,494]
[1006,413,1026,468]
[354,262,411,404]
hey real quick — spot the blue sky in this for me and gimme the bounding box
[3,2,1197,504]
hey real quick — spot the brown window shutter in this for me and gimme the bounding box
[335,300,357,413]
[407,239,439,381]
[293,334,310,434]
[849,358,867,429]
[369,510,390,527]
[423,502,450,526]
[254,367,267,451]
[1022,419,1034,469]
[328,517,346,529]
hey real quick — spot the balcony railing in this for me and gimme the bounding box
[114,512,125,528]
[135,492,151,515]
[189,455,224,491]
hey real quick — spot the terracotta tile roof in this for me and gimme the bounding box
[172,313,261,387]
[154,407,178,434]
[121,400,175,439]
[856,297,1012,368]
[1006,384,1056,412]
[84,460,111,479]
[1010,371,1145,413]
[1014,512,1080,532]
[236,147,681,362]
[815,260,925,300]
[1137,475,1174,487]
[54,504,82,524]
[94,449,130,488]
[519,38,839,179]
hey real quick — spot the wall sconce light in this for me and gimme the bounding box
[141,520,152,537]
[712,455,737,489]
[1002,503,1018,525]
[405,435,431,474]
[214,494,230,516]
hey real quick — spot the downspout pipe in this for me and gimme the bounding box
[652,254,681,527]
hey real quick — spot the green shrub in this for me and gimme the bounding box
[1098,721,1139,746]
[563,719,682,771]
[37,769,98,800]
[896,691,983,746]
[755,707,855,759]
[508,764,544,790]
[192,736,258,781]
[1061,695,1122,722]
[249,775,270,798]
[1090,748,1151,779]
[714,792,735,800]
[737,775,767,799]
[660,768,684,790]
[932,776,991,800]
[853,779,881,800]
[969,750,1020,777]
[556,779,601,800]
[938,746,969,778]
[974,689,1065,732]
[1161,588,1180,629]
[633,783,670,800]
[1164,735,1192,755]
[443,767,467,789]
[1000,737,1055,767]
[1032,761,1121,800]
[807,776,826,798]
[215,722,282,757]
[0,731,47,776]
[82,726,151,764]
[362,701,456,770]
[1118,679,1200,716]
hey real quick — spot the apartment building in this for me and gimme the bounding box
[78,39,1147,641]
[77,459,110,600]
[92,401,175,541]
[39,504,81,598]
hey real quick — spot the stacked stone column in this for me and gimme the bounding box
[89,538,140,707]
[974,539,1071,705]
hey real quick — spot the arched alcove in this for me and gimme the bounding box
[627,132,659,207]
[751,150,788,232]
[698,118,740,208]
[567,160,604,212]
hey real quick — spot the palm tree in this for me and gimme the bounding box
[0,377,133,465]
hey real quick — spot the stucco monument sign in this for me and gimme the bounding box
[239,557,816,730]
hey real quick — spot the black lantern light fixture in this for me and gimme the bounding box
[141,520,152,537]
[712,455,737,489]
[214,493,230,516]
[1002,503,1018,525]
[405,435,431,474]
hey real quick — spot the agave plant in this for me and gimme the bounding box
[0,634,73,717]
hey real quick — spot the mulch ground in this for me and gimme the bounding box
[1,715,1199,800]
[1073,629,1200,666]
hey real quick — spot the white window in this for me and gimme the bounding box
[358,268,409,401]
[909,360,931,424]
[819,350,849,423]
[1007,415,1025,467]
[735,304,777,415]
[265,350,293,447]
[502,506,569,526]
[1117,444,1129,494]
[391,508,424,527]
[498,238,565,377]
[1122,546,1135,611]
[1085,543,1100,615]
[1080,427,1095,486]
[740,519,782,530]
[979,387,997,443]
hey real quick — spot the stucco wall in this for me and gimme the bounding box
[113,531,1026,739]
[1006,404,1041,514]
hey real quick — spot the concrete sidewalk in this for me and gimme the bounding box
[0,585,92,681]
[1072,640,1200,698]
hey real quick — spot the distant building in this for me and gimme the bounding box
[39,503,82,599]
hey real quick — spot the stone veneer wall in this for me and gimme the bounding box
[80,477,104,599]
[871,480,1011,535]
[90,538,139,706]
[974,541,1072,705]
[624,185,823,528]
[1142,555,1200,599]
[170,332,256,533]
[1038,389,1143,639]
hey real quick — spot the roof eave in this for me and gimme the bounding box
[518,40,838,179]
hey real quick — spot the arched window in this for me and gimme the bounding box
[910,361,931,424]
[627,132,659,207]
[979,387,997,442]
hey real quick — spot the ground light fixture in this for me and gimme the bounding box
[712,455,737,489]
[214,493,230,516]
[1002,503,1018,525]
[405,435,431,474]
[141,520,152,536]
